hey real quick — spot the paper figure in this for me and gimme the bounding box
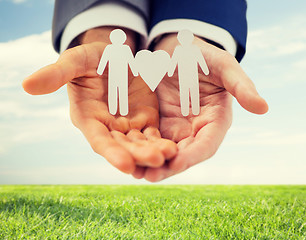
[97,29,138,116]
[168,29,209,116]
[134,50,170,92]
[97,29,209,117]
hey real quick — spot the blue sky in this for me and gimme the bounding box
[0,0,53,42]
[0,0,305,184]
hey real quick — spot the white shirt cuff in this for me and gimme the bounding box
[148,19,238,56]
[60,1,148,53]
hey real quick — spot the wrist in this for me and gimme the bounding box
[76,26,138,53]
[152,33,178,54]
[153,33,207,54]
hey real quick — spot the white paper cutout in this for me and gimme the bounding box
[168,29,209,116]
[134,50,170,92]
[97,29,209,117]
[97,29,138,116]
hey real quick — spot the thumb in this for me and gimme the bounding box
[22,63,68,95]
[196,39,269,115]
[22,43,104,95]
[222,67,269,115]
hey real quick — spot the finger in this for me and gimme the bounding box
[144,164,177,182]
[221,65,269,114]
[195,39,268,115]
[132,166,146,179]
[95,111,131,134]
[80,119,136,174]
[205,49,269,115]
[152,139,177,160]
[169,121,227,172]
[126,129,147,141]
[111,130,164,168]
[143,126,161,139]
[126,129,176,165]
[143,127,178,159]
[129,106,159,130]
[109,117,131,133]
[22,43,104,95]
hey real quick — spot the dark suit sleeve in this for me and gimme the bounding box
[150,0,248,62]
[52,0,149,53]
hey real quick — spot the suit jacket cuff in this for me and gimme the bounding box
[60,2,148,53]
[148,19,237,57]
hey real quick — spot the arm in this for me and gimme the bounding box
[127,48,139,77]
[149,0,247,62]
[52,0,149,53]
[196,48,209,76]
[96,46,109,76]
[168,48,178,77]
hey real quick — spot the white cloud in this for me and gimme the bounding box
[0,31,69,155]
[292,58,306,69]
[0,31,58,88]
[11,0,26,3]
[242,14,306,90]
[2,0,54,5]
[227,128,306,146]
[0,146,5,155]
[274,42,306,56]
[2,151,305,184]
[247,15,306,56]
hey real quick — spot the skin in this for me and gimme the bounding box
[22,27,268,182]
[133,34,268,182]
[22,27,177,175]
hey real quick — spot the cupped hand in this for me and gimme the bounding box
[138,34,269,182]
[22,29,177,175]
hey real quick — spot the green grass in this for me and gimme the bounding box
[0,185,305,239]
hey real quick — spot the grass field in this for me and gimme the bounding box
[0,185,305,239]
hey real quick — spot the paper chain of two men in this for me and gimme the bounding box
[97,29,209,117]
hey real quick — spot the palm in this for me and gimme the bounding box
[158,72,231,141]
[155,70,232,172]
[23,41,177,175]
[140,36,268,181]
[67,70,159,136]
